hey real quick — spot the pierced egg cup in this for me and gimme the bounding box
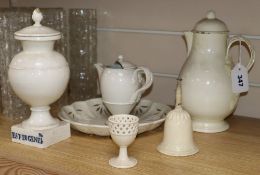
[108,114,139,168]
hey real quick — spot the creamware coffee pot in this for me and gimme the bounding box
[180,11,255,133]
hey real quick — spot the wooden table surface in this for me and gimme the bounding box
[0,115,259,175]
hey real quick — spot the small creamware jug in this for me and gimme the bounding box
[95,56,153,114]
[180,11,255,133]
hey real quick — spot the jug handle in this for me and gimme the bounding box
[130,67,153,103]
[226,36,255,71]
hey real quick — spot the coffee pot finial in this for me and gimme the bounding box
[206,10,216,19]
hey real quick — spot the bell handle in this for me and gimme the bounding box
[226,36,255,71]
[175,79,182,106]
[130,67,153,103]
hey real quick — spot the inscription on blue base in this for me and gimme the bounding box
[11,132,43,145]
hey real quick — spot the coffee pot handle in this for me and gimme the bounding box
[130,67,153,103]
[226,36,255,71]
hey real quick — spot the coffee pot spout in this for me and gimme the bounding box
[94,63,104,80]
[184,31,193,57]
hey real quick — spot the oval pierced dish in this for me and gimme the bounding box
[58,98,171,136]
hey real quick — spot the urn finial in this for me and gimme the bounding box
[32,8,43,26]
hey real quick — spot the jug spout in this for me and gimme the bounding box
[94,63,104,80]
[184,31,193,57]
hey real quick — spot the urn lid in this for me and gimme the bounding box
[14,8,61,41]
[193,10,228,33]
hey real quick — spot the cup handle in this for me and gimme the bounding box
[130,67,153,103]
[226,36,255,71]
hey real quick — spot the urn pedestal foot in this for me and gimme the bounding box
[192,120,229,133]
[22,106,59,130]
[11,121,71,148]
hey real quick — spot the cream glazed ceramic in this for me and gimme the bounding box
[58,98,171,136]
[180,10,255,133]
[108,114,139,168]
[157,82,198,156]
[8,9,70,130]
[95,55,153,114]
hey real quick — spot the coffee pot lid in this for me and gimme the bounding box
[14,8,61,41]
[193,10,228,32]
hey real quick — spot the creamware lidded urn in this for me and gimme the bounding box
[180,10,255,133]
[8,8,70,130]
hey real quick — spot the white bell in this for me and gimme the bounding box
[157,81,199,156]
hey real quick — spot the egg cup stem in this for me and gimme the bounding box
[109,146,137,169]
[118,146,128,160]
